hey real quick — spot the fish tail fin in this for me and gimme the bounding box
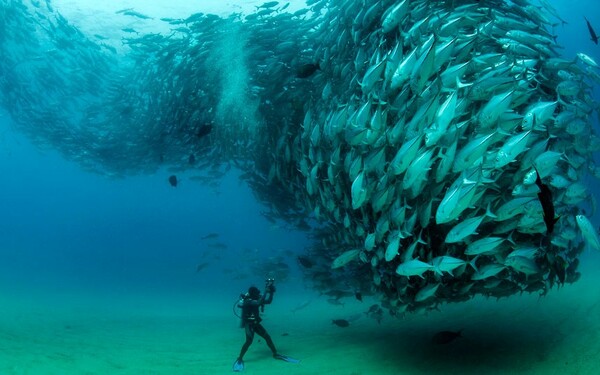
[557,89,574,107]
[485,202,497,219]
[455,76,472,90]
[497,127,512,137]
[544,128,553,149]
[572,55,578,64]
[468,255,479,274]
[506,231,516,246]
[357,76,364,87]
[417,228,427,245]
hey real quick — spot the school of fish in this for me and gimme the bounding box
[1,0,599,315]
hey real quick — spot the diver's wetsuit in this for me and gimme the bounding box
[237,289,277,360]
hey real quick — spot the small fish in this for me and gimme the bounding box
[355,291,363,302]
[208,242,228,250]
[534,167,559,234]
[168,175,178,187]
[505,256,540,276]
[368,311,383,324]
[122,10,153,20]
[196,262,209,272]
[432,330,463,344]
[257,1,279,8]
[291,300,311,313]
[296,63,320,78]
[365,304,384,324]
[281,332,289,336]
[115,7,134,14]
[577,52,599,68]
[366,304,381,314]
[197,124,213,138]
[395,259,434,277]
[297,255,314,268]
[471,263,505,280]
[576,214,600,250]
[331,249,360,269]
[188,153,196,165]
[585,16,599,45]
[332,319,350,327]
[324,289,354,299]
[201,233,219,240]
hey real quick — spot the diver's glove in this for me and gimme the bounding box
[267,285,276,293]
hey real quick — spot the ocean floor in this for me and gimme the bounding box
[1,256,600,375]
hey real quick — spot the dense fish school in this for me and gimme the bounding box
[1,0,599,315]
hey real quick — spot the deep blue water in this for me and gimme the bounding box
[0,114,308,298]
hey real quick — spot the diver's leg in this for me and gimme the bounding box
[238,324,255,360]
[254,324,277,355]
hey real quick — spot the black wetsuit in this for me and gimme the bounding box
[237,290,277,360]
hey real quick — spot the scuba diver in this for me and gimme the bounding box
[232,278,299,372]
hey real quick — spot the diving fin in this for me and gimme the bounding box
[233,359,244,372]
[273,353,300,363]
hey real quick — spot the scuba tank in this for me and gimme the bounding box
[233,292,246,327]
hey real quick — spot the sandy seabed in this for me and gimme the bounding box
[1,257,599,375]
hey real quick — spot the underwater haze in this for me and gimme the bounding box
[1,0,600,374]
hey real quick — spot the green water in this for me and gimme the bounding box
[1,254,599,375]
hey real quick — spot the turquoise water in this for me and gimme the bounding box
[1,259,599,374]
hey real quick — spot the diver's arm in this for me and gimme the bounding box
[262,285,275,305]
[263,291,274,304]
[237,295,246,308]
